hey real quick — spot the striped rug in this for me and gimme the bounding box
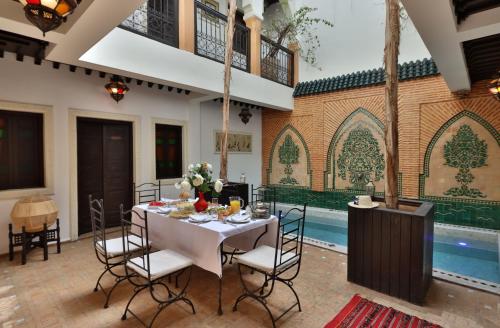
[325,294,442,328]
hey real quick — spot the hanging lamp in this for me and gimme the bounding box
[18,0,79,36]
[105,76,130,103]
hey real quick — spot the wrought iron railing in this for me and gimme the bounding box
[121,0,179,48]
[260,36,294,87]
[194,1,250,72]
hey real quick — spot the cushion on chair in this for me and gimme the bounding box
[96,235,149,258]
[236,245,299,274]
[127,249,193,281]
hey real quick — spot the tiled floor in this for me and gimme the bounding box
[0,237,499,328]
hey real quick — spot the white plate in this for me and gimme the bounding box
[227,214,251,224]
[188,214,211,223]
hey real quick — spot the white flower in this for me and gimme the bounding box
[174,182,181,190]
[207,163,213,172]
[188,164,194,171]
[214,179,223,193]
[196,163,201,169]
[180,179,191,192]
[192,174,204,187]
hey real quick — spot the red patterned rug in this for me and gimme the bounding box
[325,294,442,328]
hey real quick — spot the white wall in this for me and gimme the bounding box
[200,101,262,190]
[0,52,261,254]
[264,0,431,82]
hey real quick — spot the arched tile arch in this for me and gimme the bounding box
[324,108,385,192]
[267,124,312,188]
[420,110,500,203]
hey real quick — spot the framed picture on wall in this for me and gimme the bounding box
[215,131,252,153]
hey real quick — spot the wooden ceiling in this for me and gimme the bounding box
[463,33,500,82]
[453,0,500,23]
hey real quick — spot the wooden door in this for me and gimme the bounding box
[77,118,133,235]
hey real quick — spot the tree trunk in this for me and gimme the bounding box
[219,0,237,182]
[383,0,400,209]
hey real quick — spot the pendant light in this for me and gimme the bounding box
[105,76,130,103]
[18,0,79,36]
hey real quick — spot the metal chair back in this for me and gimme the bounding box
[273,204,306,277]
[89,195,108,258]
[120,205,152,282]
[133,181,161,205]
[251,184,276,215]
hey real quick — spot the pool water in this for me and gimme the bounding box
[283,209,500,284]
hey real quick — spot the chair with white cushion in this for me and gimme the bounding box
[120,205,195,328]
[233,204,307,328]
[90,195,143,308]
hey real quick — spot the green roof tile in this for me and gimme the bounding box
[293,58,439,97]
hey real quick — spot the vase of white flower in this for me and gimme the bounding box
[175,162,223,212]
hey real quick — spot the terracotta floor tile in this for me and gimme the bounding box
[0,236,499,328]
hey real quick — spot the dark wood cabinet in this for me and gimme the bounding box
[197,182,248,207]
[347,199,434,305]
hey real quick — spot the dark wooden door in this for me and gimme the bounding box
[77,118,133,235]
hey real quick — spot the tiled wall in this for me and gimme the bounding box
[262,76,500,229]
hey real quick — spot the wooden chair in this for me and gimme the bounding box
[233,204,307,328]
[120,205,196,327]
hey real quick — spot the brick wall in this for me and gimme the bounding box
[262,75,500,228]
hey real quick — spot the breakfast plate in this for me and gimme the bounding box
[227,214,251,224]
[188,214,212,223]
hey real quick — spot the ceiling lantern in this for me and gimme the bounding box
[488,72,500,101]
[19,0,79,36]
[239,106,252,124]
[105,76,129,103]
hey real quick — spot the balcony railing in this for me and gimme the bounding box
[261,36,294,87]
[194,1,250,72]
[121,1,179,48]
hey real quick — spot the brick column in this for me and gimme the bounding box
[244,16,262,76]
[288,42,300,87]
[179,0,195,53]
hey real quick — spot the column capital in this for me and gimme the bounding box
[242,0,264,21]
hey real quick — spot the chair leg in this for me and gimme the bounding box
[122,285,148,320]
[277,279,302,312]
[103,276,127,308]
[94,267,110,292]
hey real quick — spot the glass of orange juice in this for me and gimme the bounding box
[229,196,244,214]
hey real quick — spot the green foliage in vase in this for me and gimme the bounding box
[443,124,487,198]
[279,135,299,185]
[337,126,384,190]
[262,6,334,68]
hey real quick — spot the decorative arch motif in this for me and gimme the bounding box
[420,110,500,202]
[324,108,385,192]
[267,124,312,188]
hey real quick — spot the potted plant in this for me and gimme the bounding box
[175,162,223,212]
[346,0,435,305]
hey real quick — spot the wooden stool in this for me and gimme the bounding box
[8,218,61,265]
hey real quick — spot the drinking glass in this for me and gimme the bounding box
[229,196,244,214]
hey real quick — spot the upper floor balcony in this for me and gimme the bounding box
[119,0,295,87]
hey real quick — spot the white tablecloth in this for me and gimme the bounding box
[132,204,278,277]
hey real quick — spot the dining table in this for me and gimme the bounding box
[132,201,278,315]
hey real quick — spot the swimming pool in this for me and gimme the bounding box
[278,204,500,292]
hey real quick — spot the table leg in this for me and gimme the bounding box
[218,243,223,315]
[218,276,223,315]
